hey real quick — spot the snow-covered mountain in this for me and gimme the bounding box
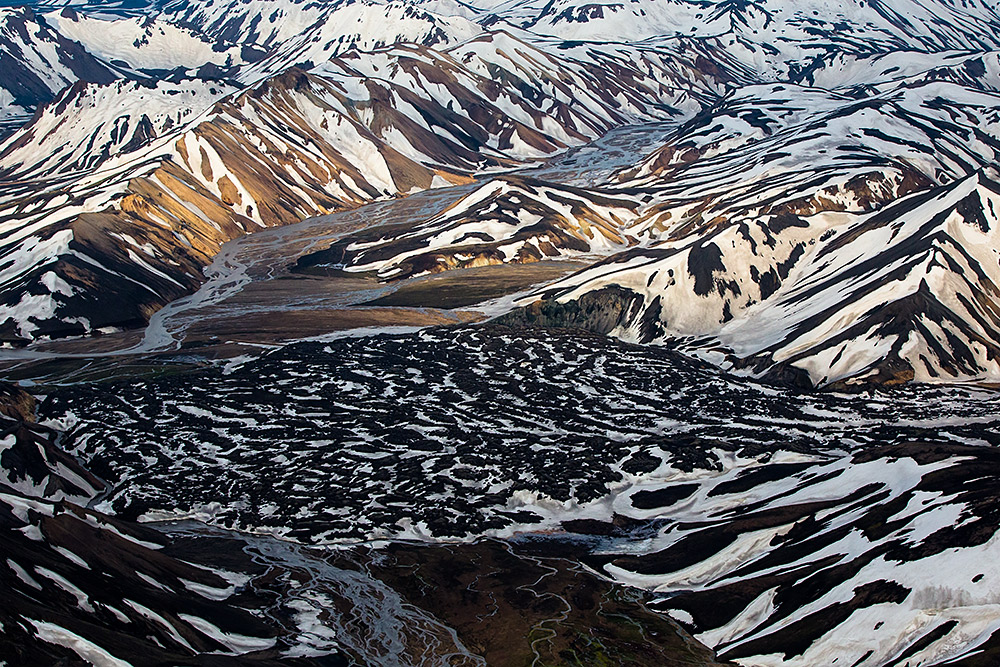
[45,7,246,73]
[0,0,488,126]
[4,0,1000,378]
[299,174,641,279]
[513,76,1000,385]
[581,440,1000,667]
[708,167,1000,386]
[311,53,1000,385]
[512,77,1000,385]
[5,2,1000,664]
[0,27,716,343]
[482,0,1000,78]
[0,6,117,130]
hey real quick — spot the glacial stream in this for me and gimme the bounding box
[0,121,682,376]
[138,121,681,352]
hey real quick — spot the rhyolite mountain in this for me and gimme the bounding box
[4,0,1000,387]
[321,61,1000,386]
[0,6,717,342]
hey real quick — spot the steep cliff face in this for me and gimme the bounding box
[494,285,663,341]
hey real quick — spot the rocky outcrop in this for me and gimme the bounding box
[496,285,664,342]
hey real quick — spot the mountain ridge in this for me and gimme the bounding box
[3,0,1000,387]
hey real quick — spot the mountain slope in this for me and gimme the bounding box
[311,65,1000,385]
[45,7,246,73]
[0,6,117,130]
[0,382,349,665]
[495,73,1000,386]
[4,0,1000,389]
[567,441,1000,667]
[298,175,640,279]
[483,0,1000,78]
[0,32,717,343]
[1,376,725,667]
[714,167,1000,385]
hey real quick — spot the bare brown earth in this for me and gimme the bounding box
[364,260,590,309]
[0,260,586,384]
[350,539,730,667]
[181,306,484,346]
[133,530,730,666]
[157,528,731,667]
